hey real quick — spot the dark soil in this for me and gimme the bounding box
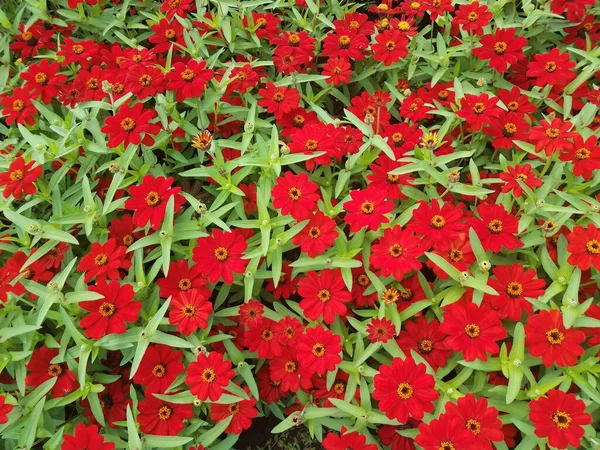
[237,416,324,450]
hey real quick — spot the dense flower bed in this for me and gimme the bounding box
[0,0,600,449]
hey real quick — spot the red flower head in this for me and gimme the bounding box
[444,393,503,448]
[26,346,77,398]
[21,59,68,104]
[456,93,502,131]
[323,427,378,450]
[126,64,166,100]
[298,269,352,324]
[439,302,506,361]
[266,261,298,299]
[101,102,161,149]
[484,112,531,150]
[78,238,131,283]
[409,200,466,250]
[0,396,13,424]
[370,226,423,280]
[322,57,352,86]
[415,414,475,450]
[379,424,417,450]
[186,351,234,401]
[499,164,543,197]
[367,156,412,200]
[473,28,527,73]
[0,156,43,199]
[293,211,339,258]
[372,30,409,66]
[529,389,592,449]
[81,379,131,428]
[275,315,304,348]
[257,82,301,119]
[166,60,213,102]
[239,299,265,327]
[383,122,423,157]
[157,260,210,300]
[559,134,600,180]
[269,348,305,393]
[136,396,193,436]
[526,48,576,88]
[192,229,248,284]
[160,0,195,19]
[343,188,394,232]
[567,223,600,271]
[80,280,141,339]
[244,318,283,358]
[428,234,475,279]
[1,87,38,126]
[397,316,451,370]
[210,387,258,434]
[10,23,55,61]
[244,12,281,40]
[366,317,396,343]
[272,171,320,220]
[524,309,585,367]
[148,19,184,53]
[61,424,115,450]
[529,118,577,156]
[373,357,438,423]
[452,1,492,35]
[125,175,185,230]
[322,27,369,61]
[467,203,523,253]
[57,38,99,69]
[133,344,184,394]
[257,365,284,404]
[297,325,342,376]
[485,264,545,321]
[169,289,213,335]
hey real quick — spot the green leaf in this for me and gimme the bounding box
[126,405,142,450]
[143,436,193,448]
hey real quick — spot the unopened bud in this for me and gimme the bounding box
[102,80,113,94]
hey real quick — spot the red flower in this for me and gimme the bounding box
[257,365,284,404]
[445,394,503,449]
[372,30,409,66]
[293,211,339,257]
[383,122,423,157]
[397,317,451,371]
[379,424,417,450]
[499,164,543,197]
[186,351,234,401]
[244,319,283,358]
[0,396,13,424]
[529,118,576,156]
[257,82,301,119]
[210,387,258,434]
[157,260,210,300]
[428,234,475,279]
[272,171,320,220]
[467,203,523,253]
[244,13,281,40]
[452,1,492,34]
[567,223,600,271]
[560,134,600,180]
[239,182,258,215]
[1,87,38,125]
[125,175,185,230]
[343,188,394,232]
[10,23,55,61]
[529,389,592,449]
[322,28,369,61]
[2,250,52,300]
[77,238,131,283]
[126,64,166,99]
[370,226,423,280]
[415,414,475,450]
[323,427,378,450]
[373,357,438,423]
[399,90,433,122]
[82,379,130,428]
[21,59,68,104]
[160,0,195,19]
[275,316,304,347]
[485,264,545,321]
[266,262,298,299]
[57,38,99,68]
[61,424,114,450]
[455,93,502,131]
[524,309,585,367]
[483,112,530,150]
[133,344,184,394]
[366,317,396,343]
[298,269,352,324]
[0,156,42,199]
[26,346,77,398]
[239,299,264,327]
[409,200,465,249]
[526,48,576,88]
[101,102,161,149]
[322,57,352,86]
[169,289,213,335]
[192,229,248,284]
[269,348,304,392]
[472,28,527,73]
[439,302,506,361]
[166,60,213,102]
[148,19,184,53]
[80,280,141,339]
[367,156,412,200]
[137,396,193,436]
[297,325,342,376]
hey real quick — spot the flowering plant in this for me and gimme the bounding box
[0,0,600,449]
